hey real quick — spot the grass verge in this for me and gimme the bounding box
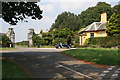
[15,45,55,48]
[2,59,31,78]
[39,46,55,48]
[63,48,120,65]
[0,47,17,50]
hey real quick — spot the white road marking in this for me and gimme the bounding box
[56,63,93,80]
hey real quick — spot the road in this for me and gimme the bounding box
[2,47,118,80]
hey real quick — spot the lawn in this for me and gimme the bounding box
[2,59,31,79]
[63,48,120,65]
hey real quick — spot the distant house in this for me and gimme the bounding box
[79,12,108,45]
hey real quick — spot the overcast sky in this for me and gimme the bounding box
[0,0,119,42]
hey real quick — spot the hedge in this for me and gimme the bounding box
[84,36,120,48]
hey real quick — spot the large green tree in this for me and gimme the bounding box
[42,32,53,45]
[32,34,44,46]
[52,28,73,45]
[32,31,53,46]
[113,4,120,14]
[77,2,114,28]
[106,13,120,36]
[50,2,114,32]
[50,12,78,31]
[1,1,42,25]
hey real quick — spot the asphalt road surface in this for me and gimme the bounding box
[1,47,114,80]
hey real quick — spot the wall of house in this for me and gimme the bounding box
[97,31,107,37]
[80,31,107,45]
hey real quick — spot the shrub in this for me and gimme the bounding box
[0,34,13,47]
[85,36,120,48]
[73,43,81,48]
[16,41,28,46]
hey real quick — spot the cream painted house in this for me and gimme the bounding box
[79,12,108,45]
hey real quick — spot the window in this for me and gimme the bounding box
[100,33,102,37]
[90,33,94,38]
[83,33,86,35]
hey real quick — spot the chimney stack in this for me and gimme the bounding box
[101,12,107,23]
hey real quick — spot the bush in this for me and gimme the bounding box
[0,34,13,47]
[73,43,81,48]
[16,41,28,46]
[85,36,120,48]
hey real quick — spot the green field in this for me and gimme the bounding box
[2,59,31,78]
[63,48,120,65]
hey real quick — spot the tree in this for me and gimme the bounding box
[50,12,78,31]
[50,2,114,32]
[53,28,73,45]
[32,34,44,46]
[39,29,43,34]
[113,4,120,14]
[77,2,114,28]
[0,34,12,47]
[42,32,53,45]
[106,13,120,36]
[2,1,43,25]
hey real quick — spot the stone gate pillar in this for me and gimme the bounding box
[28,29,34,47]
[6,28,15,47]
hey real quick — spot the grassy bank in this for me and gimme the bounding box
[63,48,120,65]
[2,59,31,78]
